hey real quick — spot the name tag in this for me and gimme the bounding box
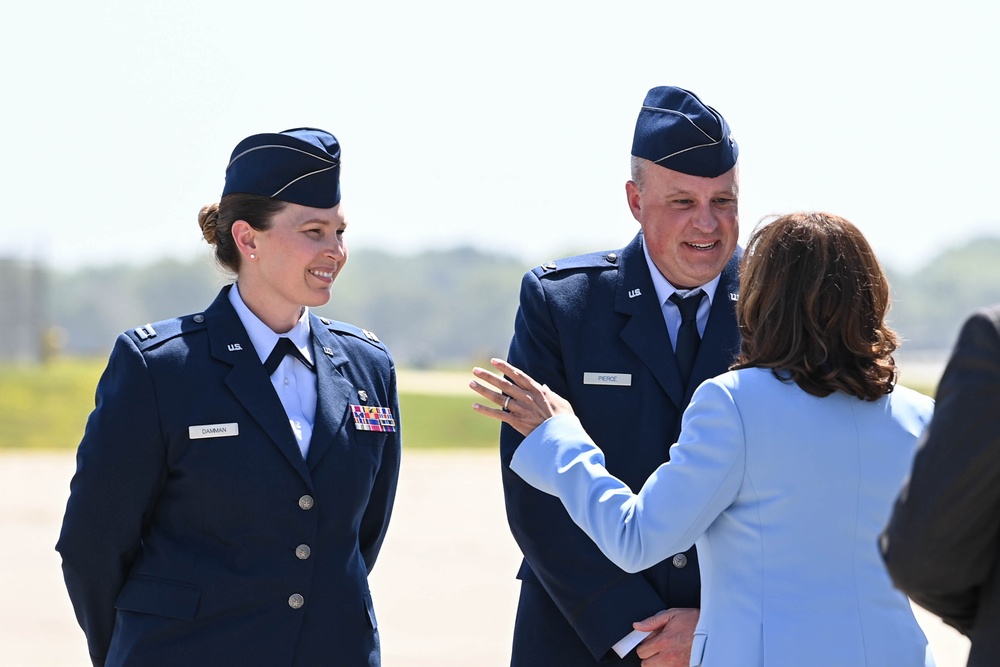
[583,372,632,387]
[189,423,239,439]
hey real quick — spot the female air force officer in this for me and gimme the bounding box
[57,128,401,666]
[472,212,935,666]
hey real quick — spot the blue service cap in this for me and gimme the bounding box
[631,87,738,178]
[222,127,342,208]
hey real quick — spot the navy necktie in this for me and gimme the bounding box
[263,337,315,375]
[669,290,705,388]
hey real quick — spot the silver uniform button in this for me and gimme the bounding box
[298,495,314,510]
[672,553,688,569]
[288,593,304,609]
[295,544,312,560]
[192,314,205,323]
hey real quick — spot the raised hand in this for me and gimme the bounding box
[470,358,575,437]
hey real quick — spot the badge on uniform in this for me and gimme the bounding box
[188,422,239,439]
[350,405,396,432]
[583,372,632,387]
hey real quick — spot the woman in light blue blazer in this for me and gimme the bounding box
[471,212,935,667]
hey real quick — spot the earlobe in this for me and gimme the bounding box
[231,220,258,259]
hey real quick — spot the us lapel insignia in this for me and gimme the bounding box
[628,288,642,299]
[227,343,243,351]
[358,390,369,402]
[322,346,334,357]
[729,292,739,301]
[350,405,396,432]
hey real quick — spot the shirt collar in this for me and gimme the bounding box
[642,240,721,306]
[228,283,313,365]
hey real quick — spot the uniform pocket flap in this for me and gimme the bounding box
[115,574,201,620]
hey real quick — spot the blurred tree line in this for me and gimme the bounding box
[49,247,525,367]
[48,238,1000,367]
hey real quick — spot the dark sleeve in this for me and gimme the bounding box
[359,359,402,574]
[882,308,1000,635]
[500,271,671,662]
[55,334,169,664]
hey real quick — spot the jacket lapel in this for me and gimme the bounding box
[305,316,355,470]
[615,234,687,409]
[204,286,313,486]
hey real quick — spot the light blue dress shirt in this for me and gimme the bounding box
[229,284,316,458]
[642,241,720,348]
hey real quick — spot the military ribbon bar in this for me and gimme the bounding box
[350,405,397,433]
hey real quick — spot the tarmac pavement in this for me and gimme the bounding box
[1,450,970,666]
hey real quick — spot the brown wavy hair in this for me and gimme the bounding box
[732,212,899,400]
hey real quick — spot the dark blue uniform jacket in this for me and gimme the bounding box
[501,233,741,666]
[57,286,401,667]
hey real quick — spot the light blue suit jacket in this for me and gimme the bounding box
[511,367,935,667]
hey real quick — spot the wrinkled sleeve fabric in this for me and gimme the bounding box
[56,334,169,666]
[510,378,746,574]
[500,270,675,660]
[882,308,1000,635]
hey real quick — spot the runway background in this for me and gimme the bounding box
[1,449,970,666]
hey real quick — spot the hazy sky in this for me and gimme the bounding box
[4,1,998,273]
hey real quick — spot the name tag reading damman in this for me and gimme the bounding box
[188,423,240,439]
[583,372,632,387]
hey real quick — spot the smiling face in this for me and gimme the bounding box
[626,162,739,289]
[232,202,348,332]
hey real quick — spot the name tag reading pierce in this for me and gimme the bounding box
[583,373,632,387]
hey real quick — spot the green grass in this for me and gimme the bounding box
[0,357,104,450]
[398,393,500,450]
[0,358,499,451]
[901,381,937,398]
[0,358,934,452]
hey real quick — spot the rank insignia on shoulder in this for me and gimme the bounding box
[134,324,157,341]
[362,329,380,343]
[350,405,396,432]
